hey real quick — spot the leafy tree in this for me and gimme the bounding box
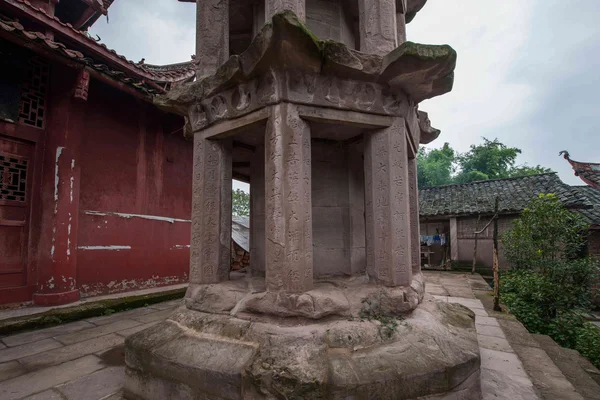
[455,138,521,182]
[417,143,455,188]
[502,193,588,270]
[417,137,553,187]
[232,189,250,216]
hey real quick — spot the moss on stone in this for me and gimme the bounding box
[0,288,186,336]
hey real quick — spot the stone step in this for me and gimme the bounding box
[533,334,600,400]
[497,318,583,400]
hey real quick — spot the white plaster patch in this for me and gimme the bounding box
[172,244,191,249]
[54,146,64,204]
[84,210,191,224]
[78,245,132,251]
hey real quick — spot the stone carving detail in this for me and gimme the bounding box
[266,0,306,21]
[364,118,412,286]
[190,136,232,284]
[407,156,420,273]
[358,0,397,55]
[265,103,313,292]
[232,84,251,111]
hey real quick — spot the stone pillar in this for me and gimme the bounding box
[265,103,313,292]
[408,156,420,274]
[450,217,458,262]
[364,118,412,287]
[189,136,232,284]
[266,0,306,23]
[358,0,397,55]
[195,0,229,78]
[396,11,406,44]
[250,142,266,276]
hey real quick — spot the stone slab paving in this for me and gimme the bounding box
[0,273,579,399]
[0,301,181,400]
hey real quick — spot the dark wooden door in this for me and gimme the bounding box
[0,135,33,288]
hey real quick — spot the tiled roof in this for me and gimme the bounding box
[1,0,195,94]
[573,186,600,228]
[418,173,591,217]
[561,151,600,189]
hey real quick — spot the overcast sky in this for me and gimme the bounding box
[91,0,599,186]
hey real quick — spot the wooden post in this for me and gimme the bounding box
[493,197,501,311]
[472,214,481,275]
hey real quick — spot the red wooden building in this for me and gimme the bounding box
[0,0,195,306]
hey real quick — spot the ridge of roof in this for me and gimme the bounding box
[419,172,559,191]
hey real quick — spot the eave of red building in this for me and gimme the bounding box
[0,0,196,100]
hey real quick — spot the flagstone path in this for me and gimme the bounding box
[0,272,589,399]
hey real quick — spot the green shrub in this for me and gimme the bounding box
[502,193,589,270]
[500,193,600,368]
[575,322,600,368]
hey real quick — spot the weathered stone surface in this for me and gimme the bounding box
[56,366,124,400]
[359,0,397,56]
[0,355,105,400]
[195,0,229,78]
[124,299,479,400]
[405,0,428,23]
[189,136,232,284]
[0,338,62,363]
[267,0,306,22]
[153,12,456,134]
[265,103,313,292]
[418,110,441,144]
[0,320,94,347]
[381,41,457,102]
[364,118,412,286]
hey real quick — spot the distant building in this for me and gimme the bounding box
[418,173,599,270]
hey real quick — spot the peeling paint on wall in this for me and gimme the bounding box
[171,245,191,249]
[54,146,64,204]
[78,245,132,251]
[84,210,191,224]
[79,273,188,297]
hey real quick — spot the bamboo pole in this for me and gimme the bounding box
[493,197,501,312]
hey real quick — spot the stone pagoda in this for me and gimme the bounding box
[124,1,481,399]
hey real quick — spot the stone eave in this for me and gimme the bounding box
[156,11,456,122]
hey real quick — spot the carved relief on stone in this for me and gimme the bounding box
[364,118,412,287]
[359,0,397,56]
[189,136,232,285]
[265,103,313,293]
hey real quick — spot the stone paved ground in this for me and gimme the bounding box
[0,273,572,399]
[0,299,181,400]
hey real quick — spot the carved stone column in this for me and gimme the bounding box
[189,136,232,284]
[265,103,313,292]
[266,0,306,22]
[358,0,397,55]
[250,142,266,276]
[396,12,406,44]
[195,0,229,78]
[396,0,407,45]
[408,156,420,274]
[364,118,412,287]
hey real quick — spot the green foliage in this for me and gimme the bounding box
[502,194,589,270]
[500,194,600,367]
[576,322,600,368]
[417,143,455,188]
[232,188,250,216]
[417,137,553,187]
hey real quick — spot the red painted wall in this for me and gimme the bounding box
[75,80,192,297]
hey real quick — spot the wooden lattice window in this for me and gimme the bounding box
[18,57,49,129]
[0,152,28,203]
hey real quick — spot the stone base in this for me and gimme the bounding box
[124,294,481,400]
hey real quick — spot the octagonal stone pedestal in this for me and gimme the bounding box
[124,275,480,400]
